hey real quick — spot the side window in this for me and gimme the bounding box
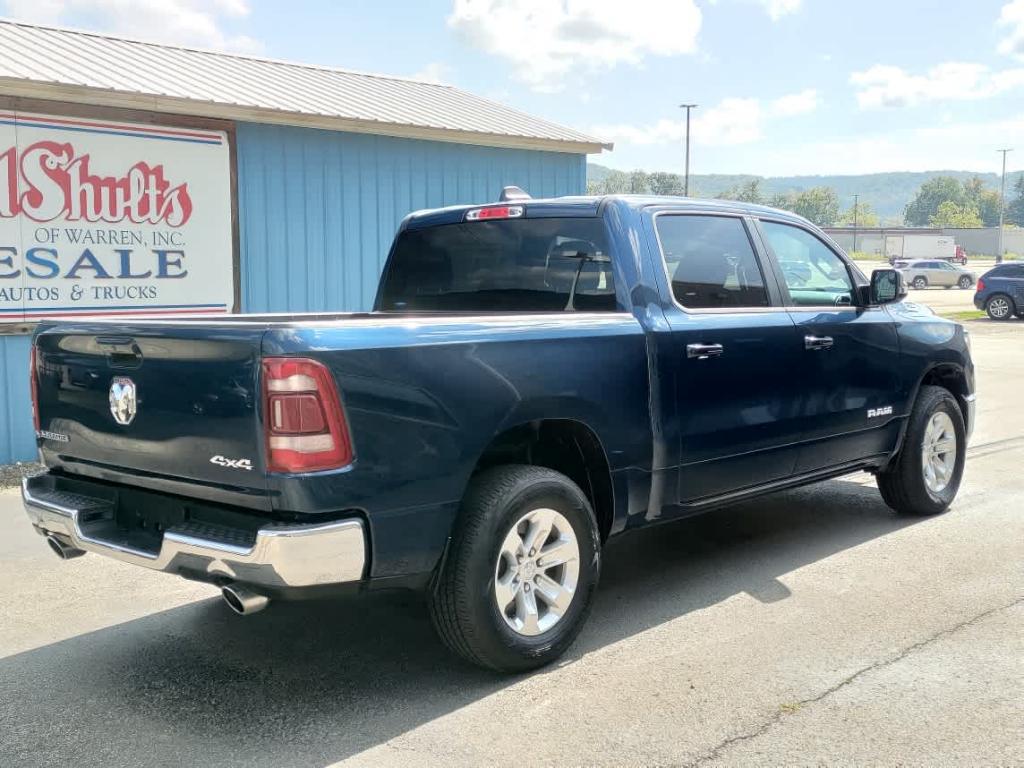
[760,221,855,307]
[656,215,769,309]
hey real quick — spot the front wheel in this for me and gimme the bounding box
[958,275,973,289]
[986,294,1015,320]
[912,276,928,290]
[877,386,966,516]
[429,465,601,672]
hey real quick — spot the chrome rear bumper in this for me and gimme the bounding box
[22,474,366,589]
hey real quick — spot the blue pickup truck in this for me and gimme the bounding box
[24,193,975,672]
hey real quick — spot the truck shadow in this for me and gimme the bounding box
[2,478,926,767]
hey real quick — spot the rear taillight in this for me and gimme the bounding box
[976,278,985,292]
[261,357,353,473]
[29,345,39,432]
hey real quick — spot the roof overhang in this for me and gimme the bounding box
[0,78,612,155]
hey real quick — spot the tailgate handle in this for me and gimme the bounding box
[96,336,143,369]
[96,336,136,346]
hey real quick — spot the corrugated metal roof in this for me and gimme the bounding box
[0,19,609,154]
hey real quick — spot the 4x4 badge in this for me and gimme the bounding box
[109,377,137,426]
[210,455,253,471]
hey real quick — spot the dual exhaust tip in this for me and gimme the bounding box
[221,584,269,616]
[46,534,85,560]
[45,532,269,617]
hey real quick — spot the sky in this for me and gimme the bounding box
[3,0,1023,179]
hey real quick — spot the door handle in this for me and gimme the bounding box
[804,335,834,351]
[687,343,724,360]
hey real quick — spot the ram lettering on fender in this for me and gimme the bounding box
[210,455,253,471]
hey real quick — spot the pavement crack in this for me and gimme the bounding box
[682,596,1024,768]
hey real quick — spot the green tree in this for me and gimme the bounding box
[904,176,967,225]
[718,178,764,204]
[929,200,983,228]
[973,189,1004,227]
[962,175,1003,226]
[836,201,880,227]
[648,171,685,196]
[627,170,651,194]
[1007,176,1024,227]
[586,169,630,195]
[772,186,839,227]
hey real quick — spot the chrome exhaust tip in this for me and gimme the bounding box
[221,584,269,616]
[46,534,85,560]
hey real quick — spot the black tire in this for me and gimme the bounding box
[912,276,928,290]
[877,386,966,516]
[429,465,601,672]
[958,275,972,289]
[986,293,1015,321]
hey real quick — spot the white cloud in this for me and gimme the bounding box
[412,62,452,85]
[447,0,701,91]
[593,90,816,148]
[851,61,1024,108]
[769,88,818,116]
[757,0,801,21]
[999,0,1024,59]
[2,0,261,52]
[756,114,1024,175]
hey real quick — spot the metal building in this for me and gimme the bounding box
[0,20,607,463]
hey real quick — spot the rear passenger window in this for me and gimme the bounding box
[656,215,769,309]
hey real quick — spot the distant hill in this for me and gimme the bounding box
[587,163,1024,222]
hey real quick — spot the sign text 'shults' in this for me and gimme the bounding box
[0,141,193,226]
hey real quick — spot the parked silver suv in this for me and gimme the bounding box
[897,259,976,290]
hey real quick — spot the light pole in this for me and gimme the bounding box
[998,148,1013,264]
[679,103,697,196]
[852,194,859,254]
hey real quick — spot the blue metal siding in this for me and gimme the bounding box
[236,122,587,312]
[0,335,36,463]
[0,125,586,462]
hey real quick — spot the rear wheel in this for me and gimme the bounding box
[912,276,928,290]
[986,293,1015,321]
[877,386,965,516]
[958,275,972,289]
[429,465,601,672]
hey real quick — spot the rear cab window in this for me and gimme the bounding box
[377,217,618,312]
[655,214,770,309]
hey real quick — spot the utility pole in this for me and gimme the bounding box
[852,194,859,254]
[998,149,1013,264]
[679,103,697,197]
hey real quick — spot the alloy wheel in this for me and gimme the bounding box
[921,411,956,495]
[493,507,580,636]
[988,296,1011,319]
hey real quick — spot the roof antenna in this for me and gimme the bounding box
[499,186,531,202]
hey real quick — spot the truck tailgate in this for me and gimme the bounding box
[34,323,267,494]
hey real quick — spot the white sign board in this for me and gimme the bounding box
[0,110,233,321]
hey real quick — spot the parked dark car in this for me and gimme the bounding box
[974,263,1024,320]
[24,193,975,672]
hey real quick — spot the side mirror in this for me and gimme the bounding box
[870,268,907,305]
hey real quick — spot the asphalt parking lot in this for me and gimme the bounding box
[2,318,1022,767]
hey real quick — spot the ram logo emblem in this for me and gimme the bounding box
[867,406,893,419]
